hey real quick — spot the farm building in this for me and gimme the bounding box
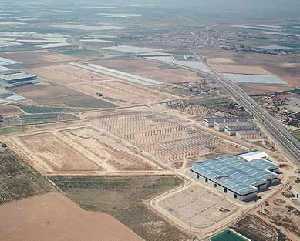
[224,124,258,136]
[191,155,280,201]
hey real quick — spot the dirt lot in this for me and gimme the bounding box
[50,175,192,241]
[158,184,238,229]
[1,51,79,67]
[0,192,142,241]
[0,149,54,204]
[92,58,200,83]
[0,104,22,116]
[15,132,102,173]
[13,83,115,109]
[60,127,160,171]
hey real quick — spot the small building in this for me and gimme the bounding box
[239,151,269,161]
[224,124,258,136]
[191,155,280,202]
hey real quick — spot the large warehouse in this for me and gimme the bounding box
[191,155,280,201]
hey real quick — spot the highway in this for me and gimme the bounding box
[208,70,300,164]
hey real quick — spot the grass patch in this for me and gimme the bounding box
[51,175,192,241]
[0,149,54,204]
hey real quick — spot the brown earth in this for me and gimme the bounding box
[0,192,142,241]
[92,58,200,83]
[17,132,102,172]
[1,51,78,67]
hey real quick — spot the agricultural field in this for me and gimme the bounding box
[92,58,200,84]
[0,149,54,204]
[1,51,79,67]
[30,64,112,86]
[210,64,271,75]
[0,192,142,241]
[75,80,173,106]
[157,184,238,230]
[0,104,22,116]
[50,175,192,241]
[13,83,115,109]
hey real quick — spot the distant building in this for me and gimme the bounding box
[0,70,38,88]
[236,130,262,140]
[191,155,280,202]
[239,151,269,161]
[292,183,300,202]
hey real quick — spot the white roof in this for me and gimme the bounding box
[239,151,269,161]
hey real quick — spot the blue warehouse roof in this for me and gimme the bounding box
[191,156,278,196]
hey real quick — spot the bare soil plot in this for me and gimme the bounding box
[51,175,191,241]
[1,51,78,67]
[13,83,115,109]
[60,127,160,171]
[31,64,112,86]
[93,58,200,83]
[74,80,173,106]
[17,132,102,173]
[0,192,142,241]
[96,110,222,169]
[211,64,271,75]
[0,104,22,116]
[158,184,238,229]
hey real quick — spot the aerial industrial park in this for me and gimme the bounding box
[0,1,299,241]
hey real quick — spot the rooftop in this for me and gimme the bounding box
[192,155,279,196]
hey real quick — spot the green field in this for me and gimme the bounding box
[211,229,249,241]
[51,175,192,241]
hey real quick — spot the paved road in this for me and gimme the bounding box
[208,70,300,164]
